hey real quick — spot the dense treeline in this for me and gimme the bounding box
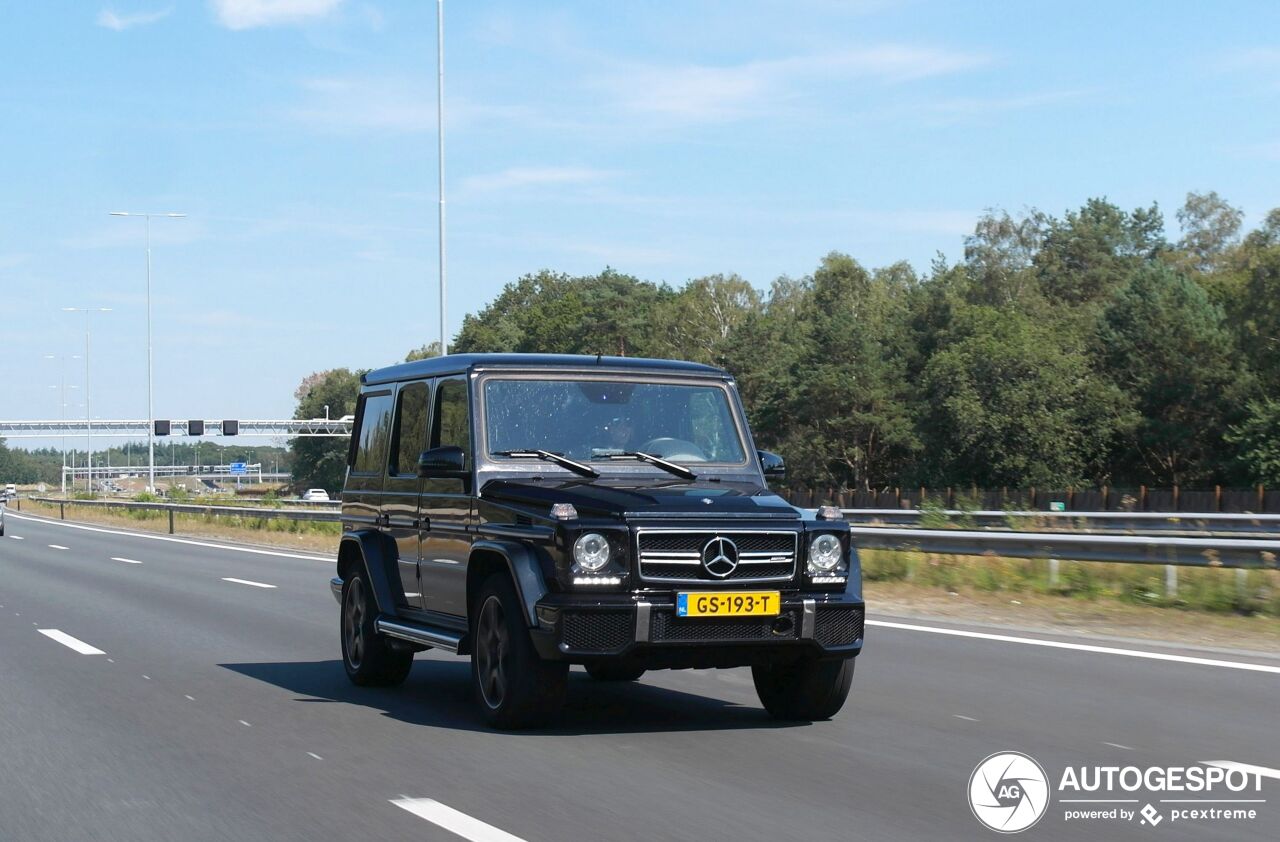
[449,193,1280,491]
[280,192,1279,493]
[0,442,292,487]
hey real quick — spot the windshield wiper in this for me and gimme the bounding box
[606,451,698,481]
[492,449,599,479]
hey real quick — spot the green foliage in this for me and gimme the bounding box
[1226,399,1280,484]
[278,194,1279,491]
[1096,264,1250,483]
[289,367,363,493]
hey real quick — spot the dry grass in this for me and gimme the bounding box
[20,499,340,555]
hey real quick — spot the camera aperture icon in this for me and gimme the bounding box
[969,751,1051,833]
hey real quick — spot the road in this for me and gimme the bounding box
[1,510,1277,841]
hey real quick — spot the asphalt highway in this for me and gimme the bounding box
[2,510,1277,841]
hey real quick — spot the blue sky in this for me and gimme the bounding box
[1,0,1278,445]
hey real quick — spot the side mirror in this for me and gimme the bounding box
[757,450,786,480]
[417,445,467,477]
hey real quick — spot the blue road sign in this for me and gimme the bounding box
[229,462,247,475]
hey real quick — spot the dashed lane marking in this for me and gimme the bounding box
[391,798,527,842]
[48,544,69,550]
[953,715,978,721]
[111,557,143,565]
[38,629,105,655]
[1104,742,1134,750]
[867,619,1280,674]
[221,577,277,589]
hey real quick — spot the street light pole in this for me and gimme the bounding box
[62,308,111,493]
[110,211,185,493]
[437,0,448,356]
[45,354,80,495]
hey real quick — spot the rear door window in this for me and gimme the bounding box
[352,392,395,475]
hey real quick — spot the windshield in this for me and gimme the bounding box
[484,378,748,465]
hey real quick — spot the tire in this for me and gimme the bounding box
[752,657,854,721]
[585,662,646,682]
[341,568,413,687]
[471,574,568,729]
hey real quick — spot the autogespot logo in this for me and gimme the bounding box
[969,751,1051,833]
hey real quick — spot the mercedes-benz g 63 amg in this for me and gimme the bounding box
[332,354,864,728]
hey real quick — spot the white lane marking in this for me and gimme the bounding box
[1203,761,1280,781]
[391,798,527,842]
[953,714,978,722]
[184,694,195,701]
[9,535,23,540]
[38,629,105,655]
[238,720,252,727]
[307,752,324,761]
[867,619,1280,674]
[111,557,143,565]
[1104,742,1134,750]
[48,544,69,550]
[221,577,277,589]
[5,511,330,562]
[143,675,151,680]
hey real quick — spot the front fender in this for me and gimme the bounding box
[470,539,551,627]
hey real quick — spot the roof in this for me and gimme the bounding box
[361,353,728,386]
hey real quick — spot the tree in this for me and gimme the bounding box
[404,341,441,362]
[1095,264,1249,483]
[654,274,761,364]
[1225,399,1280,485]
[1034,198,1165,306]
[1176,191,1243,273]
[289,368,363,492]
[916,304,1105,487]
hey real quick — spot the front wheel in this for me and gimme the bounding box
[341,569,413,687]
[471,574,568,729]
[752,657,854,721]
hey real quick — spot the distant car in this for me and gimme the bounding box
[4,483,16,500]
[302,489,331,501]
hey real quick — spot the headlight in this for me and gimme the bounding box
[808,533,843,573]
[573,532,611,572]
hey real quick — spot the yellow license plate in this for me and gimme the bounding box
[676,591,780,617]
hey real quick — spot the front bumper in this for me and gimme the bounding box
[530,590,864,666]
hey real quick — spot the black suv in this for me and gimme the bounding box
[331,354,864,727]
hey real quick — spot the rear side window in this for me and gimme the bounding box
[353,392,395,474]
[433,378,471,468]
[391,382,431,476]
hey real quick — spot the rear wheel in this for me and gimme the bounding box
[471,574,567,729]
[585,662,646,682]
[752,657,854,721]
[341,569,413,686]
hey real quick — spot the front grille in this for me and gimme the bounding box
[561,611,632,652]
[650,609,799,643]
[637,530,797,585]
[814,607,864,647]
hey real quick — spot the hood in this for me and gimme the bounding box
[480,476,800,519]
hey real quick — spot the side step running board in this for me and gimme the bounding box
[375,617,464,654]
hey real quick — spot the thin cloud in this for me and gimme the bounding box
[594,45,990,122]
[96,7,171,31]
[210,0,343,30]
[289,76,534,134]
[461,167,616,194]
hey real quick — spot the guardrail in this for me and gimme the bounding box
[841,508,1280,536]
[26,496,339,534]
[20,497,1279,596]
